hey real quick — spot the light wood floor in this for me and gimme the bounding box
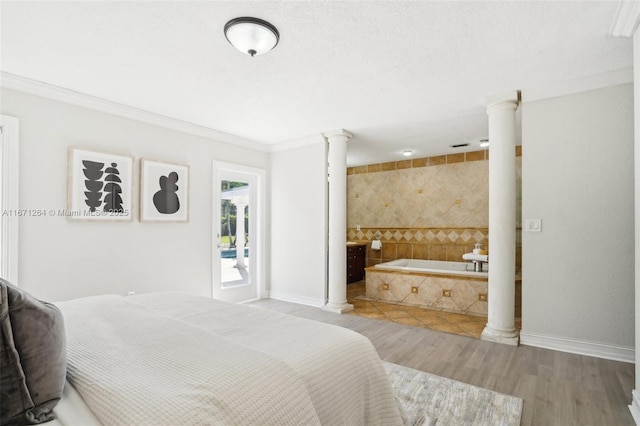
[250,297,635,426]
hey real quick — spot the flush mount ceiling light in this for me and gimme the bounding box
[224,17,279,57]
[403,150,413,157]
[479,139,490,148]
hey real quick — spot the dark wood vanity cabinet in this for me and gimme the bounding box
[347,244,366,283]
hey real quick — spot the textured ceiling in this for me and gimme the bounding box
[0,1,633,166]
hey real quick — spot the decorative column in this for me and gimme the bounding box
[233,202,247,269]
[481,91,520,346]
[322,129,354,313]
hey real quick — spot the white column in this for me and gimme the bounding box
[322,129,354,313]
[481,91,520,346]
[234,202,247,269]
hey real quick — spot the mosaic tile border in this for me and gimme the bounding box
[348,147,521,175]
[348,228,489,244]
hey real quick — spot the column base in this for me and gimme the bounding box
[628,390,640,424]
[322,302,354,314]
[481,326,520,346]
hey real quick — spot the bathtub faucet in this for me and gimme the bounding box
[470,260,484,272]
[461,253,489,272]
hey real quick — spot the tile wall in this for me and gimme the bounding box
[347,148,522,270]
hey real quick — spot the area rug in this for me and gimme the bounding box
[384,362,523,426]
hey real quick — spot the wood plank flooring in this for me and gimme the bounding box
[250,297,635,426]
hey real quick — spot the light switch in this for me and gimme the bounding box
[525,219,541,232]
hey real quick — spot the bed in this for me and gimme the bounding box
[1,281,404,425]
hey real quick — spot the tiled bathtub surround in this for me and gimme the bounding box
[348,157,492,229]
[366,269,489,316]
[364,269,522,317]
[347,148,522,270]
[348,227,491,267]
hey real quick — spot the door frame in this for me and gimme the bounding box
[212,161,265,302]
[1,115,19,284]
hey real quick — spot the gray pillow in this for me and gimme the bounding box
[0,279,66,425]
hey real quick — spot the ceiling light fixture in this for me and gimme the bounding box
[479,139,490,148]
[224,17,279,57]
[403,150,413,157]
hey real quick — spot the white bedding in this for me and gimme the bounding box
[55,293,404,426]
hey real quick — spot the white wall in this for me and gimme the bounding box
[1,88,269,302]
[521,83,634,359]
[269,140,328,306]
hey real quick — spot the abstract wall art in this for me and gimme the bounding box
[140,159,189,222]
[68,147,133,221]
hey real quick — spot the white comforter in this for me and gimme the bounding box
[56,293,403,426]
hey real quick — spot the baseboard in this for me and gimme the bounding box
[267,290,325,308]
[629,390,640,425]
[520,332,634,363]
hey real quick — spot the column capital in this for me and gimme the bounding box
[323,129,353,141]
[486,90,521,111]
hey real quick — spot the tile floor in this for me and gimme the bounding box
[346,281,521,339]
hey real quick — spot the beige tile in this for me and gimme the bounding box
[384,310,413,319]
[412,157,429,168]
[446,245,467,261]
[429,244,446,260]
[429,155,446,166]
[354,307,384,315]
[429,323,467,335]
[351,300,373,309]
[397,160,412,169]
[381,243,397,260]
[358,312,389,320]
[465,150,485,162]
[367,163,382,173]
[458,321,486,338]
[346,258,508,341]
[442,312,478,323]
[409,309,443,321]
[380,161,397,171]
[412,244,429,259]
[447,153,465,164]
[396,243,412,259]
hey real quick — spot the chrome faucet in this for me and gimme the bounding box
[471,260,484,272]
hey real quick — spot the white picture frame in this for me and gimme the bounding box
[140,158,189,222]
[68,147,133,221]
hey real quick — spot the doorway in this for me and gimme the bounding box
[212,161,264,302]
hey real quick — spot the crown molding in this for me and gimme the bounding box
[521,67,633,103]
[268,132,327,153]
[0,72,269,152]
[610,0,640,37]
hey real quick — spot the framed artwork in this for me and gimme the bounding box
[68,147,133,221]
[140,159,189,222]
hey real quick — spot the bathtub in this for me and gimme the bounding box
[374,258,488,277]
[366,259,520,317]
[366,258,491,316]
